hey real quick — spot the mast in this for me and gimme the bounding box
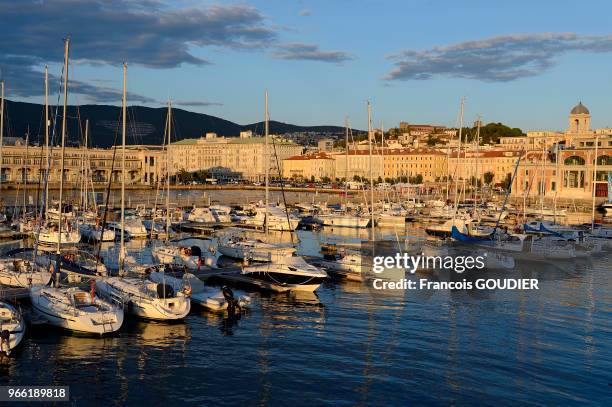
[84,119,89,211]
[44,66,49,215]
[165,100,172,241]
[344,116,349,210]
[368,101,374,231]
[539,138,546,218]
[591,135,599,232]
[120,62,127,270]
[56,38,70,255]
[23,129,29,215]
[452,97,464,220]
[264,89,269,235]
[475,118,480,213]
[0,80,4,190]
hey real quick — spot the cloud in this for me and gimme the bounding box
[0,0,277,102]
[299,9,311,17]
[272,43,353,63]
[174,100,223,107]
[384,33,612,82]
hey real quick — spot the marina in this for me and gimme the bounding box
[1,3,612,404]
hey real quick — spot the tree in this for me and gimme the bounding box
[483,171,495,185]
[310,175,315,182]
[503,173,513,190]
[322,176,331,183]
[177,168,192,184]
[409,174,423,184]
[353,175,361,182]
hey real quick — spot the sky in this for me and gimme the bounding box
[2,0,612,132]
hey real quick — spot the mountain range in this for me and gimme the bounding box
[0,100,350,148]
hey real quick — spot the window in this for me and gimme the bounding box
[564,170,584,188]
[564,156,585,165]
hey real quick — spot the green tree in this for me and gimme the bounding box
[483,171,495,185]
[503,173,513,190]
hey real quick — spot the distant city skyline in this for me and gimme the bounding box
[2,0,612,132]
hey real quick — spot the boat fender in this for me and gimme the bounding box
[90,280,96,304]
[183,284,192,296]
[0,329,10,354]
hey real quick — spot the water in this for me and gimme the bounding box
[0,226,611,405]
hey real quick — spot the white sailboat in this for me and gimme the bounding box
[94,65,190,321]
[30,285,123,335]
[0,257,52,287]
[217,233,296,262]
[29,39,124,336]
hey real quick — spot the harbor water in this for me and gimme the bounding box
[0,221,610,405]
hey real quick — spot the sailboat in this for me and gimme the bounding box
[0,256,52,287]
[29,39,124,336]
[94,64,190,321]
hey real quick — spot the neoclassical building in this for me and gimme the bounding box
[511,102,612,201]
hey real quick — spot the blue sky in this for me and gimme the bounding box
[2,0,612,132]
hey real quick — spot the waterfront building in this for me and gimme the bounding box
[382,148,447,182]
[511,103,612,201]
[0,143,164,186]
[448,150,522,185]
[168,132,303,181]
[283,152,336,180]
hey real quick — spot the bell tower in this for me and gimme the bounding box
[568,102,590,133]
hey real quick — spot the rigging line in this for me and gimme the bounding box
[95,108,123,267]
[32,61,66,265]
[270,135,295,245]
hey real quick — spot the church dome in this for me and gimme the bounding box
[570,102,589,115]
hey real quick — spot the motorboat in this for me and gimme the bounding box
[96,275,191,320]
[241,255,328,292]
[108,217,148,239]
[30,285,124,335]
[217,234,296,262]
[79,223,115,242]
[319,243,364,281]
[425,219,470,238]
[314,213,370,228]
[151,244,210,270]
[0,301,25,355]
[239,206,300,231]
[185,206,230,224]
[148,271,250,312]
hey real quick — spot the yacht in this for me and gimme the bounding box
[314,213,370,228]
[218,234,296,262]
[30,285,124,335]
[108,217,148,239]
[241,255,328,292]
[0,301,25,355]
[79,223,115,242]
[185,206,231,224]
[239,206,300,231]
[319,243,364,281]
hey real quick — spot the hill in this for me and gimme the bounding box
[0,100,349,148]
